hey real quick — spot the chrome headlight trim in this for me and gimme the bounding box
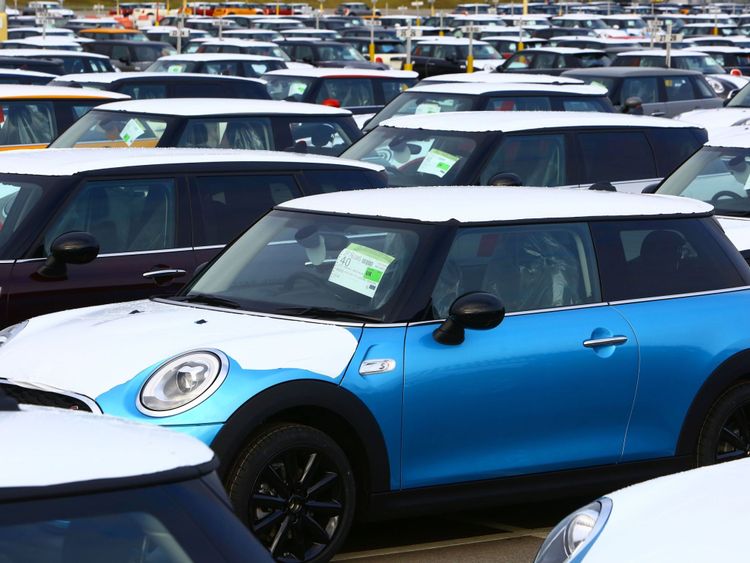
[534,497,612,563]
[136,349,229,418]
[0,320,28,348]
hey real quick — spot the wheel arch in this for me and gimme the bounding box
[676,349,750,457]
[210,380,391,498]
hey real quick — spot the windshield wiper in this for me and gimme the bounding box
[170,293,241,309]
[271,306,380,323]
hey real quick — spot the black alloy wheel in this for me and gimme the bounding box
[697,383,750,465]
[228,424,356,563]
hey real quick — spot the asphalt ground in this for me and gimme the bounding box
[336,497,593,562]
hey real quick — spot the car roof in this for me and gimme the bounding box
[415,37,491,45]
[407,81,608,95]
[517,47,606,55]
[0,48,110,59]
[706,127,750,149]
[0,84,129,99]
[418,72,584,85]
[616,48,709,57]
[96,97,352,115]
[279,186,712,223]
[379,110,698,132]
[0,68,57,78]
[0,403,216,498]
[563,67,704,77]
[264,67,418,78]
[198,39,282,47]
[0,148,384,176]
[51,71,266,85]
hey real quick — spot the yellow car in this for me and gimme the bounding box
[0,85,129,150]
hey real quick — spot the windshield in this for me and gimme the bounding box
[247,45,291,60]
[341,126,482,187]
[178,210,433,321]
[728,83,750,107]
[364,92,476,131]
[458,44,500,59]
[264,75,315,101]
[658,146,750,216]
[0,177,45,259]
[673,55,725,74]
[147,60,198,72]
[50,110,174,148]
[317,44,366,61]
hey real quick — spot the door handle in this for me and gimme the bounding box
[650,111,665,117]
[583,336,628,348]
[142,269,187,281]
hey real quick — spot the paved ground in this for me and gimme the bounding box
[336,497,592,562]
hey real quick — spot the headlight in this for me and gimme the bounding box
[534,498,612,563]
[137,350,228,417]
[0,320,28,348]
[706,77,725,95]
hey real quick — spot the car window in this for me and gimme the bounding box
[506,51,534,69]
[264,75,315,101]
[0,178,44,259]
[648,128,703,176]
[0,101,56,146]
[590,218,746,301]
[242,60,284,76]
[486,96,552,111]
[87,57,115,72]
[381,79,414,103]
[72,103,100,118]
[204,61,239,75]
[51,112,170,148]
[44,178,177,254]
[479,133,567,186]
[561,97,613,111]
[149,60,195,73]
[295,45,315,61]
[303,169,374,193]
[621,76,658,104]
[412,44,433,57]
[431,222,601,318]
[111,44,131,61]
[178,117,273,150]
[193,174,301,246]
[118,82,168,99]
[531,52,556,68]
[171,81,225,97]
[577,130,656,182]
[367,93,475,129]
[691,75,716,99]
[663,75,696,101]
[315,78,375,107]
[289,120,353,155]
[134,45,166,61]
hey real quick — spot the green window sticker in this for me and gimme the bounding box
[328,243,395,298]
[167,64,185,73]
[417,148,460,178]
[119,118,146,146]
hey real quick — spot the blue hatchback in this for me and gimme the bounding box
[2,186,750,562]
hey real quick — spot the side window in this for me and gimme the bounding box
[111,45,131,61]
[178,117,273,149]
[295,45,315,61]
[315,78,375,107]
[663,76,696,102]
[507,52,534,69]
[577,131,656,183]
[204,61,239,75]
[44,178,177,254]
[479,133,567,186]
[0,101,57,146]
[118,83,167,99]
[531,52,556,68]
[381,79,413,103]
[591,218,747,301]
[620,77,658,104]
[193,174,301,246]
[648,129,704,176]
[692,76,716,99]
[431,223,601,318]
[303,169,373,193]
[486,96,552,111]
[72,103,99,119]
[289,120,354,155]
[172,82,226,97]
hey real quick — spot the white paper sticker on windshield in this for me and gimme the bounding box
[328,243,395,298]
[417,149,460,178]
[415,102,441,114]
[119,118,146,146]
[289,82,307,96]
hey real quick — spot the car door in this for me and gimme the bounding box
[5,175,194,325]
[620,76,666,116]
[661,74,703,117]
[401,222,639,488]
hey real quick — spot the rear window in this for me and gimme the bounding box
[577,130,656,183]
[0,101,56,146]
[648,128,705,176]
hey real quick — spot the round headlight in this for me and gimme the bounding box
[706,77,725,95]
[564,506,600,556]
[534,499,611,563]
[137,350,228,417]
[0,320,28,348]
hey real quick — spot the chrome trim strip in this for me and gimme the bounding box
[583,336,628,348]
[0,379,102,414]
[194,245,225,251]
[0,260,13,264]
[142,269,187,278]
[608,285,750,305]
[16,247,195,263]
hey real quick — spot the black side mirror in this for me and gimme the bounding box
[621,96,643,115]
[589,181,617,192]
[433,292,505,345]
[488,172,522,186]
[642,182,660,194]
[36,231,99,280]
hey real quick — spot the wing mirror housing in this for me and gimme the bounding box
[489,172,522,186]
[641,182,661,194]
[36,231,99,280]
[433,292,505,346]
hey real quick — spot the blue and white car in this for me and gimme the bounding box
[3,186,750,562]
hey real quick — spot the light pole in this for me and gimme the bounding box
[411,0,422,27]
[428,0,434,17]
[369,0,377,62]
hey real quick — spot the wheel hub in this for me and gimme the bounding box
[288,494,304,514]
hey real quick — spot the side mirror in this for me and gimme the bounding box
[723,89,739,106]
[433,292,505,346]
[488,172,522,186]
[589,181,616,192]
[621,96,643,115]
[642,182,660,194]
[36,231,99,280]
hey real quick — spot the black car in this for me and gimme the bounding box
[0,148,386,327]
[0,49,116,74]
[277,39,387,69]
[0,69,57,85]
[50,72,271,100]
[147,53,288,78]
[408,38,503,77]
[82,39,177,71]
[691,47,750,76]
[499,47,611,75]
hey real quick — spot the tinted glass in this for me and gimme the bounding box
[204,61,239,75]
[51,111,171,148]
[561,97,613,111]
[366,92,475,130]
[0,101,56,146]
[44,178,177,254]
[289,120,353,155]
[118,82,168,99]
[663,75,696,101]
[264,75,315,101]
[486,96,552,111]
[193,174,300,246]
[242,60,285,76]
[171,81,226,97]
[692,75,716,99]
[621,76,658,103]
[648,128,703,176]
[0,178,44,258]
[381,78,416,103]
[178,117,273,149]
[303,169,375,193]
[479,133,567,186]
[431,222,600,317]
[314,78,375,107]
[591,218,746,301]
[578,131,656,182]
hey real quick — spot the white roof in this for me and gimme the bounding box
[689,45,748,53]
[197,39,281,48]
[265,67,418,79]
[519,46,605,55]
[706,126,750,148]
[617,48,709,57]
[158,52,283,61]
[96,97,351,116]
[0,48,110,59]
[407,81,608,96]
[50,71,265,84]
[553,13,605,19]
[2,405,214,489]
[0,84,128,99]
[280,186,712,223]
[3,37,83,47]
[0,148,383,176]
[414,37,491,46]
[0,68,56,78]
[379,110,696,133]
[419,72,584,85]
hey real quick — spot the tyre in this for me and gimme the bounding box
[227,424,356,563]
[697,382,750,466]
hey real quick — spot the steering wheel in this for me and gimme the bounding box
[710,190,744,203]
[282,271,328,291]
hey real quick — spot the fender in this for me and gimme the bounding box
[676,349,750,457]
[210,379,391,493]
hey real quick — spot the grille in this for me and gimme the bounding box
[0,383,93,412]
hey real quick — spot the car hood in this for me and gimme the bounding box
[717,215,750,252]
[676,107,750,128]
[710,73,750,90]
[0,299,361,399]
[472,59,503,70]
[582,458,750,561]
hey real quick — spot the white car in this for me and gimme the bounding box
[535,458,750,562]
[676,82,750,130]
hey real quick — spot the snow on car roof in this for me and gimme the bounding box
[0,148,384,175]
[264,68,419,79]
[157,51,284,61]
[0,84,128,99]
[0,48,110,58]
[51,71,266,85]
[96,97,351,116]
[280,186,712,223]
[379,110,699,133]
[407,81,608,96]
[418,72,584,85]
[1,405,214,490]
